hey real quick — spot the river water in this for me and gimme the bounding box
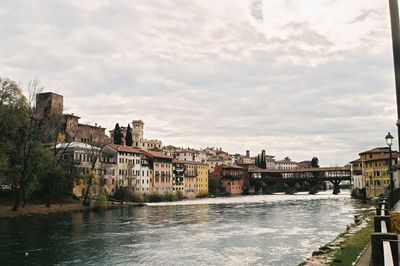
[0,191,366,266]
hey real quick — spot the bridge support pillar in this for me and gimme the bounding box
[331,180,341,195]
[308,179,319,194]
[285,185,297,195]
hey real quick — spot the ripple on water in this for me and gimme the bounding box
[0,191,366,266]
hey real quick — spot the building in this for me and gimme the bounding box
[172,160,208,198]
[236,151,256,165]
[36,92,63,116]
[350,158,363,189]
[275,157,298,170]
[142,150,173,195]
[193,150,208,163]
[131,120,144,148]
[137,157,152,195]
[195,163,209,196]
[265,157,276,169]
[297,160,312,168]
[183,161,198,198]
[109,119,162,150]
[64,113,109,144]
[103,144,142,190]
[54,142,115,198]
[172,160,185,194]
[141,139,162,150]
[175,149,196,161]
[206,156,225,173]
[349,158,364,199]
[162,145,179,157]
[359,147,399,199]
[213,165,245,195]
[36,92,110,145]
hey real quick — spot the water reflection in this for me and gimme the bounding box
[0,191,365,266]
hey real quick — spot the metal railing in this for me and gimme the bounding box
[371,196,398,266]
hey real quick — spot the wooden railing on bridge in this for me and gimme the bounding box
[248,166,351,179]
[248,166,351,194]
[371,196,398,266]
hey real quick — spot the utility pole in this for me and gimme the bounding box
[389,0,400,150]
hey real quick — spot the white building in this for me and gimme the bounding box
[193,150,208,163]
[55,142,102,176]
[103,144,142,189]
[275,157,298,170]
[175,149,196,161]
[135,157,152,194]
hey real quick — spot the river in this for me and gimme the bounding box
[0,191,366,266]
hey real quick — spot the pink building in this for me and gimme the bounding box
[213,165,245,195]
[142,150,173,195]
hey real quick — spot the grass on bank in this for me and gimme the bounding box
[329,219,374,266]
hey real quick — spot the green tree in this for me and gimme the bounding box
[208,175,219,194]
[113,123,123,145]
[125,124,133,146]
[311,157,319,168]
[0,78,27,186]
[261,150,266,169]
[311,157,320,180]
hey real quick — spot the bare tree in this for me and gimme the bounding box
[81,139,108,206]
[11,80,43,211]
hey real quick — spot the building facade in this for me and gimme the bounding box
[359,147,399,199]
[195,163,209,196]
[103,144,142,190]
[36,92,110,145]
[142,150,173,195]
[213,165,245,195]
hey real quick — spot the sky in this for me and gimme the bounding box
[0,0,398,166]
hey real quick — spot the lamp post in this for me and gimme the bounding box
[389,0,400,150]
[385,132,394,206]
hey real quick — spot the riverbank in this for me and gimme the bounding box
[0,202,144,219]
[300,207,374,266]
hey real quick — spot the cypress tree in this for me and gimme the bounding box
[113,123,123,145]
[261,150,266,169]
[125,124,133,146]
[311,157,319,168]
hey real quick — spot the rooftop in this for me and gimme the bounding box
[108,144,142,154]
[55,142,100,150]
[359,147,391,155]
[142,150,173,159]
[172,159,207,166]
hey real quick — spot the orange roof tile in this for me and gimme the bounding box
[108,144,142,154]
[142,150,173,159]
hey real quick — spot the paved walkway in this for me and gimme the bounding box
[354,244,371,266]
[354,200,400,266]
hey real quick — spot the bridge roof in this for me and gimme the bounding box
[248,166,350,174]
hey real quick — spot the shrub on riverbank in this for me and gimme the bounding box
[146,193,162,202]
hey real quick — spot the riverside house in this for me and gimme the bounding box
[213,165,245,195]
[142,150,174,195]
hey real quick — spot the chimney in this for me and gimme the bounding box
[246,150,250,157]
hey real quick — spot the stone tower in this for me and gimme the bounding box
[131,120,144,147]
[36,92,63,116]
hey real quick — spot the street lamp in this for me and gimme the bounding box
[385,132,394,206]
[389,1,400,150]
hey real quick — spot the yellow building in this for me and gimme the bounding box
[195,163,209,197]
[359,147,399,199]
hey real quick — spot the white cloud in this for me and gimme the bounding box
[0,0,397,165]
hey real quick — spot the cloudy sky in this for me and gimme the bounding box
[0,0,398,165]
